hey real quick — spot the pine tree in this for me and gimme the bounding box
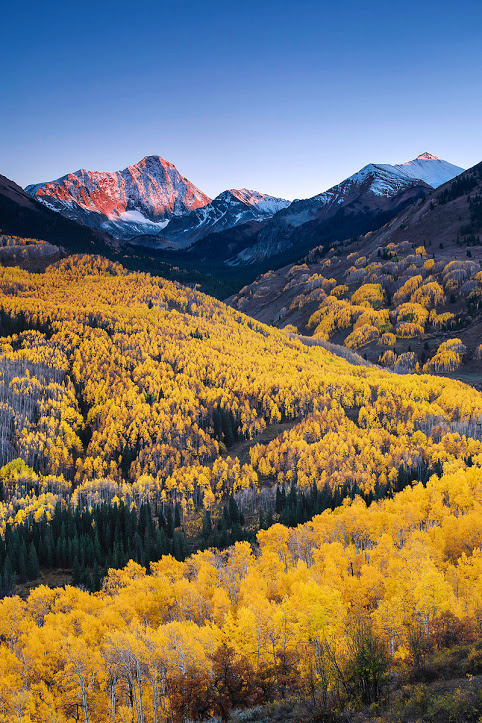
[174,502,181,529]
[18,540,28,583]
[166,506,174,538]
[72,557,82,586]
[172,531,184,561]
[27,543,39,581]
[202,511,212,543]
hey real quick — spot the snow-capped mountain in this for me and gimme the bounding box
[224,153,464,266]
[23,151,464,259]
[25,156,211,240]
[161,189,290,248]
[282,153,464,231]
[376,152,464,189]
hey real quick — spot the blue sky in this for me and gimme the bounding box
[2,0,481,200]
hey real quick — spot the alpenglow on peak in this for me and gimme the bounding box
[416,152,441,161]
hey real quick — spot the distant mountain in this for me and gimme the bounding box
[0,173,113,256]
[223,153,464,266]
[25,156,211,240]
[148,188,290,248]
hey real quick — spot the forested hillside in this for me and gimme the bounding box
[2,464,482,721]
[0,256,481,719]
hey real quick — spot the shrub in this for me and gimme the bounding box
[431,611,473,649]
[465,645,482,675]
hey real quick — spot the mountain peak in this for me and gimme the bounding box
[134,155,177,171]
[416,152,441,161]
[25,156,211,239]
[390,154,464,188]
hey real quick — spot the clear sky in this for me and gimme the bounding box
[2,0,482,200]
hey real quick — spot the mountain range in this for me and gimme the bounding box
[158,188,290,248]
[23,153,464,266]
[1,149,481,383]
[218,153,464,266]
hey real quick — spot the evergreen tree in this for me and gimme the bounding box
[27,543,39,581]
[17,540,27,583]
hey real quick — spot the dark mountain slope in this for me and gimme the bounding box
[0,174,114,255]
[144,178,430,285]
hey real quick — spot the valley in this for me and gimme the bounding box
[0,150,481,723]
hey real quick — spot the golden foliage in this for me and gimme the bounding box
[351,283,385,308]
[378,350,396,365]
[0,465,482,719]
[344,323,379,350]
[378,332,396,347]
[411,280,445,309]
[424,339,467,373]
[393,302,429,337]
[393,276,423,306]
[0,256,479,521]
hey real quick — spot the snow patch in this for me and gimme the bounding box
[114,210,169,229]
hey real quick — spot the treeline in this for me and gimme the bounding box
[438,172,478,204]
[0,457,444,596]
[200,460,445,557]
[0,500,189,595]
[272,459,443,528]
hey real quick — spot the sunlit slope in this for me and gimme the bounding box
[0,255,481,519]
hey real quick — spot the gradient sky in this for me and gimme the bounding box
[2,0,482,200]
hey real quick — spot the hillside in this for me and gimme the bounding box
[138,177,431,296]
[224,153,462,267]
[177,153,461,269]
[141,154,462,288]
[0,255,480,719]
[229,162,482,385]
